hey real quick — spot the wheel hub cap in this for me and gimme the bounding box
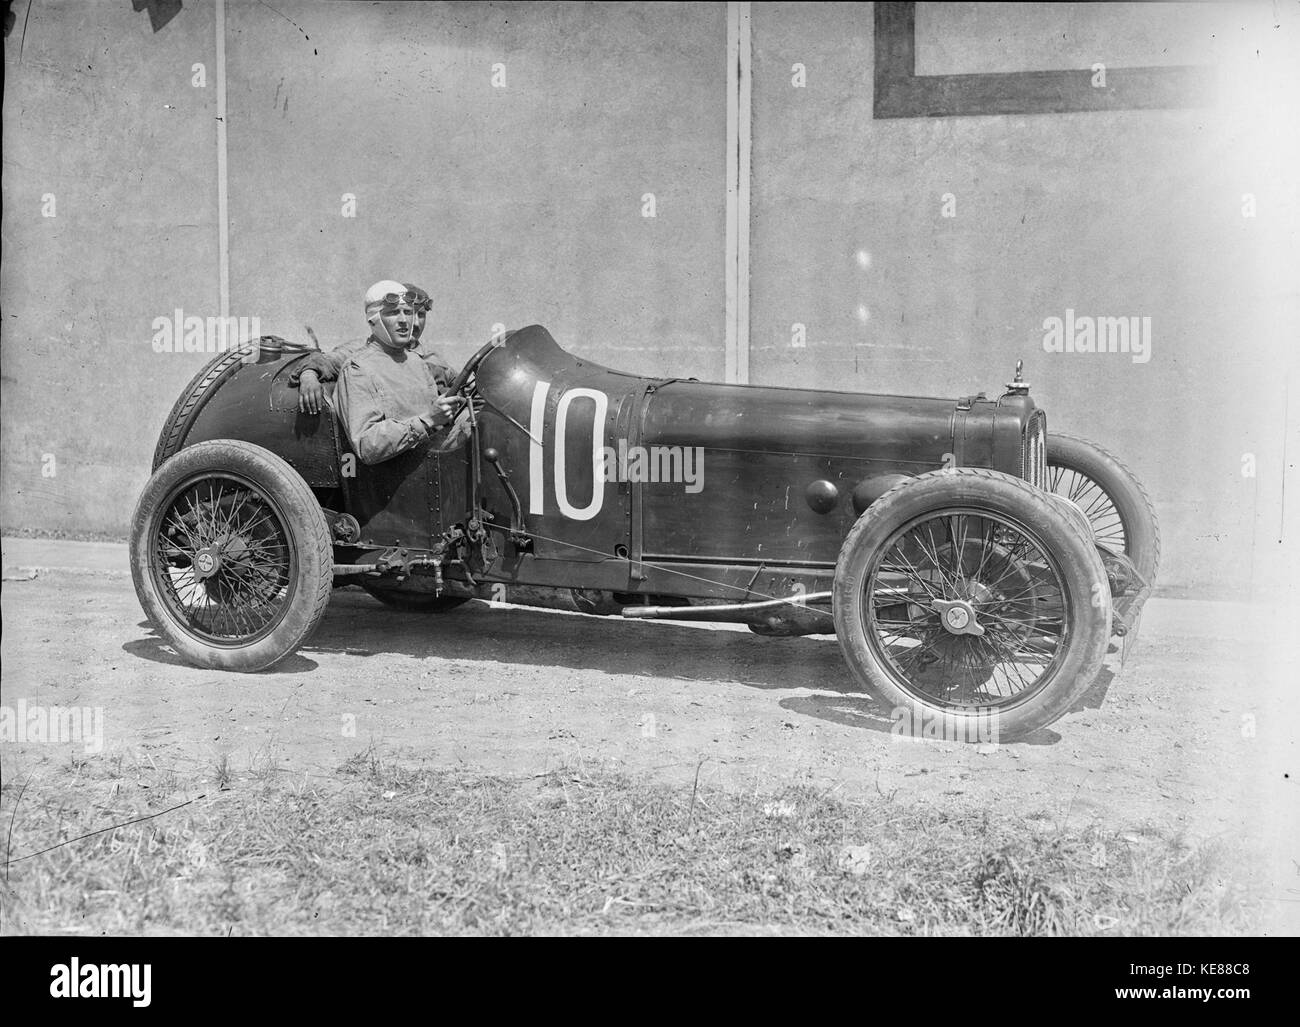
[193,546,222,580]
[933,598,985,636]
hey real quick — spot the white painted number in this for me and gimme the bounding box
[529,380,608,521]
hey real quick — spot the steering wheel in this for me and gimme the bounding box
[445,335,507,398]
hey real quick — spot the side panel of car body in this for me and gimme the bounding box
[472,332,632,567]
[178,356,341,488]
[468,327,1035,579]
[638,383,956,566]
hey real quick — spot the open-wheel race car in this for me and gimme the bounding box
[130,326,1158,739]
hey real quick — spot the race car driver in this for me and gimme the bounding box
[293,280,452,414]
[329,280,468,465]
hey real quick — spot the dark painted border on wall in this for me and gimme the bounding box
[132,0,184,33]
[873,1,1215,118]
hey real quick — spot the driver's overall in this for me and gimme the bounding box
[333,338,467,464]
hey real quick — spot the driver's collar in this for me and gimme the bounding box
[369,332,420,353]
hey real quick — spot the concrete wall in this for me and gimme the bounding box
[2,0,220,533]
[750,2,1299,598]
[223,0,726,373]
[4,1,1297,598]
[2,0,726,537]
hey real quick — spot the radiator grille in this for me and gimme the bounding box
[1023,410,1047,488]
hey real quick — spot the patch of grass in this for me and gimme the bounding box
[213,753,232,791]
[0,753,1264,936]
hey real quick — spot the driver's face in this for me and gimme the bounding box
[378,303,415,346]
[412,308,429,340]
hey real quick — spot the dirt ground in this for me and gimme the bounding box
[2,547,1297,933]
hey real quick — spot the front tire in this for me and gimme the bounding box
[833,468,1111,741]
[130,440,334,671]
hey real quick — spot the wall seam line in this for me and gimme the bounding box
[215,0,230,319]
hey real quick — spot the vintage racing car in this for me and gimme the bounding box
[130,326,1158,739]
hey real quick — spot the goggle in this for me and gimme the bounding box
[374,288,432,314]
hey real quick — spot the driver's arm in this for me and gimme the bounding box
[293,339,369,414]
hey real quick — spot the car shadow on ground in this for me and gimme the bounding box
[124,621,320,674]
[122,594,1091,744]
[303,592,851,693]
[776,693,1063,746]
[309,592,1073,744]
[1071,665,1116,712]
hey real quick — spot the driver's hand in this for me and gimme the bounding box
[299,370,324,415]
[429,393,465,427]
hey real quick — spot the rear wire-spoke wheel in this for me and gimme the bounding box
[1049,465,1126,554]
[1047,432,1160,586]
[131,441,333,671]
[834,469,1111,741]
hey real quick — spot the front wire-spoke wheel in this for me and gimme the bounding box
[153,474,296,644]
[131,441,333,671]
[835,468,1111,740]
[865,509,1069,711]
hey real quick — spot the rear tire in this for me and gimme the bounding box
[130,440,333,671]
[152,348,254,471]
[833,468,1111,741]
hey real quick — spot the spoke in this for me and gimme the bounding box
[948,515,968,590]
[163,511,202,553]
[980,581,1045,604]
[884,552,946,603]
[238,510,279,538]
[211,481,231,537]
[976,536,1033,591]
[197,485,216,543]
[907,529,954,598]
[1052,467,1129,554]
[971,520,1001,580]
[222,573,272,631]
[1079,491,1114,523]
[216,578,254,634]
[224,487,255,531]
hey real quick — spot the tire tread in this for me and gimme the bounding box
[151,347,257,471]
